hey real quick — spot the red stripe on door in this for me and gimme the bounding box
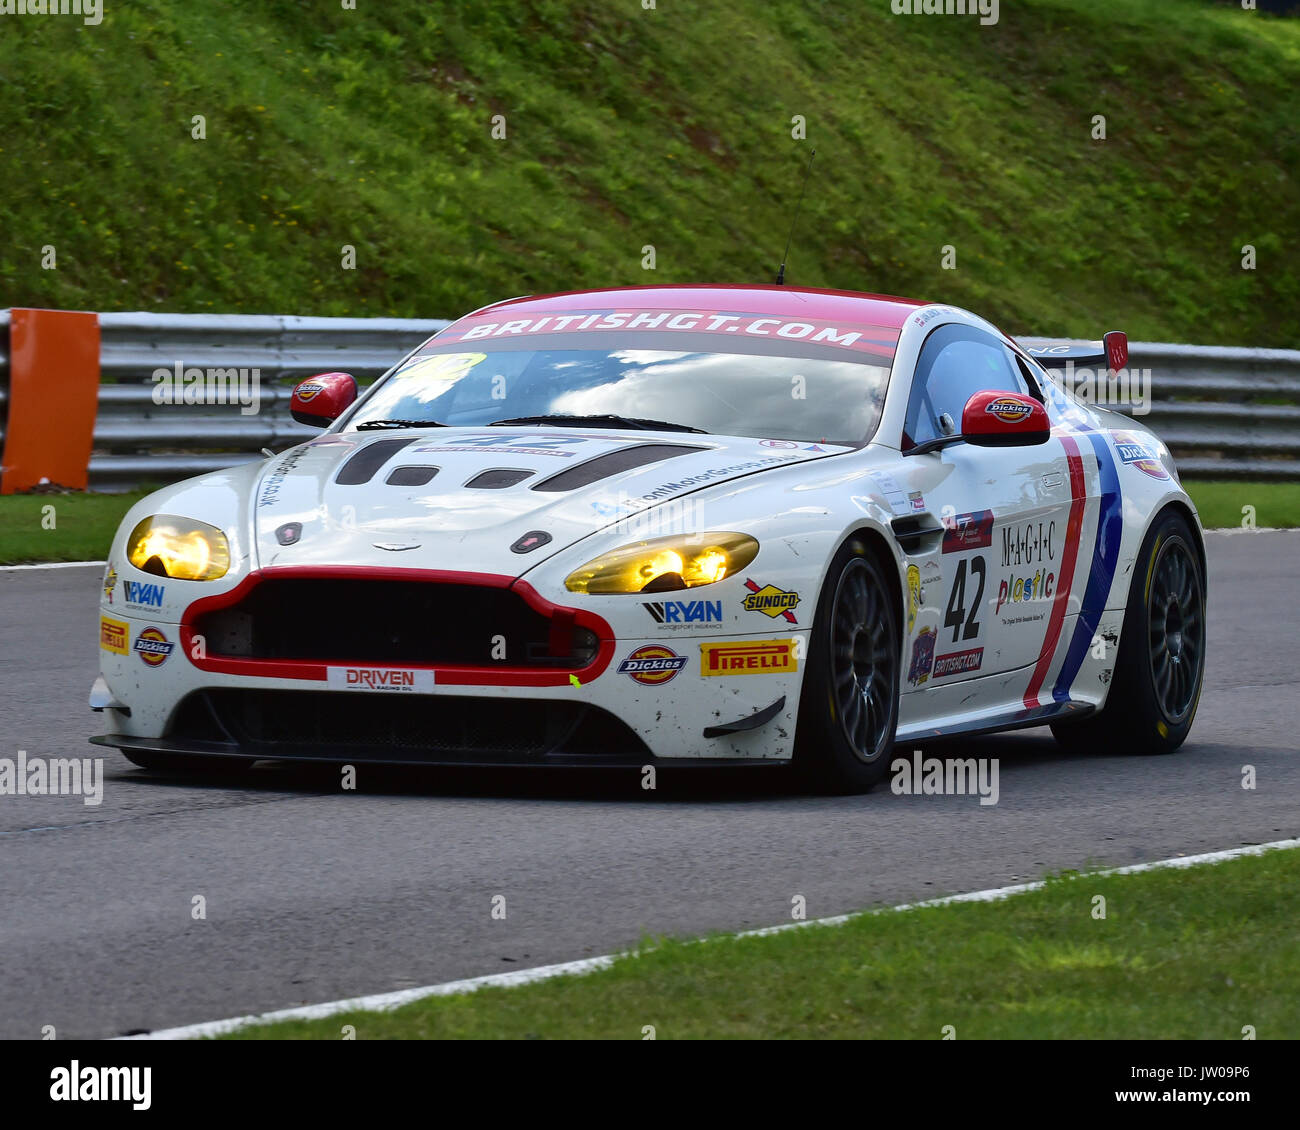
[1023,437,1087,709]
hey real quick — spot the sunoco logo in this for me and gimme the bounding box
[742,579,800,624]
[618,645,687,685]
[133,627,173,667]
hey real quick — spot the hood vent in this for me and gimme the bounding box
[465,468,534,489]
[531,443,708,493]
[336,438,420,485]
[386,465,440,486]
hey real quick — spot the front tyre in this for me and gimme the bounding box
[1051,508,1206,755]
[795,540,900,793]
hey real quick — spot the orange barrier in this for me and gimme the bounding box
[0,308,101,494]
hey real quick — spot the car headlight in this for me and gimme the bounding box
[565,532,759,594]
[126,515,231,581]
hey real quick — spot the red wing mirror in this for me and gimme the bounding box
[291,372,357,427]
[961,390,1050,448]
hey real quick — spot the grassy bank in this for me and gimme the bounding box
[0,491,148,565]
[0,0,1296,345]
[224,843,1300,1039]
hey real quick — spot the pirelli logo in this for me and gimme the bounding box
[699,638,798,677]
[99,616,128,656]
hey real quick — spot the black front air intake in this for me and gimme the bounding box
[193,577,597,668]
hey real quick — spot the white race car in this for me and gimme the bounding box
[91,285,1206,792]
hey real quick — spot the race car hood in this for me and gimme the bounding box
[250,427,849,575]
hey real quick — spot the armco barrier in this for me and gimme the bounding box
[0,313,1296,489]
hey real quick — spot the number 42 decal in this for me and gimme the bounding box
[944,556,986,643]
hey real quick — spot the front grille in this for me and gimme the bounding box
[168,689,649,763]
[193,577,598,668]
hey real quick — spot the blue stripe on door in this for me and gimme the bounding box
[1052,429,1123,703]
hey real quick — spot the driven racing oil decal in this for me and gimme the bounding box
[327,667,436,693]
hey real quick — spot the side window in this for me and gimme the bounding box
[903,325,1032,450]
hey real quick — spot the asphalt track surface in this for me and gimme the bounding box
[1,531,1296,1039]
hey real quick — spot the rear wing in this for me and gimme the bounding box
[1023,330,1128,373]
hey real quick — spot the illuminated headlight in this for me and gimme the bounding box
[565,532,758,595]
[126,515,230,581]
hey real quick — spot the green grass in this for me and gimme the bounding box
[0,479,1291,565]
[0,1,1297,345]
[223,844,1300,1039]
[1184,479,1300,530]
[0,491,147,564]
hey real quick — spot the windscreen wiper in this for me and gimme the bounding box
[487,414,708,434]
[355,419,448,430]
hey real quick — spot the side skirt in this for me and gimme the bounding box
[896,699,1094,745]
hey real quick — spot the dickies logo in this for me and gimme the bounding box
[295,382,325,402]
[133,627,174,667]
[1114,432,1169,480]
[700,638,798,676]
[741,580,800,624]
[618,645,687,685]
[985,397,1034,423]
[100,616,128,656]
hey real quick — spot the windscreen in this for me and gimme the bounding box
[348,329,896,445]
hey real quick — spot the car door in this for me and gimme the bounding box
[898,324,1081,687]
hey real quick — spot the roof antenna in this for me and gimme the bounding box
[775,148,816,285]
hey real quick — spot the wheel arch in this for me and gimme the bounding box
[838,524,906,648]
[1141,499,1208,604]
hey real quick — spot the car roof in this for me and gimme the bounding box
[460,284,928,330]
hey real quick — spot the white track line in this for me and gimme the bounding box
[122,836,1300,1040]
[0,560,106,571]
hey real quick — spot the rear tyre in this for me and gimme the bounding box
[794,539,900,794]
[1050,508,1205,756]
[121,749,255,774]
